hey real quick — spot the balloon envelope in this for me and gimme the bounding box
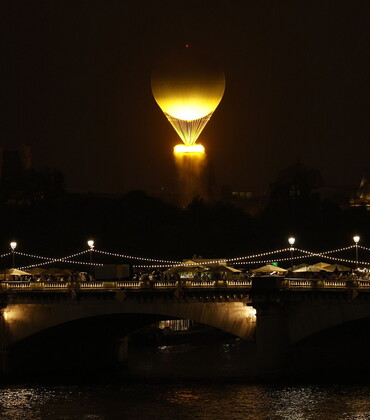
[151,49,225,145]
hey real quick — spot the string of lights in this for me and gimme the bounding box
[0,252,12,259]
[93,249,181,264]
[159,245,345,267]
[134,255,312,269]
[226,248,292,262]
[20,259,104,270]
[134,249,370,270]
[15,249,90,261]
[318,245,355,254]
[15,249,101,270]
[153,248,302,268]
[295,248,370,266]
[3,243,369,270]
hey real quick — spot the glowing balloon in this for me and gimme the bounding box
[151,49,225,145]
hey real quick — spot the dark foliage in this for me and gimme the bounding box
[0,187,369,263]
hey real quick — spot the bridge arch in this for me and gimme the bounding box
[287,315,370,376]
[286,299,370,345]
[2,297,256,377]
[4,298,256,343]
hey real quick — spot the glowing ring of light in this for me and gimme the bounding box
[174,144,205,154]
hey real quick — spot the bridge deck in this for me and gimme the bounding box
[0,277,369,292]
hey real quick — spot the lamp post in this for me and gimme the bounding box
[87,239,95,279]
[353,235,360,269]
[288,237,295,270]
[10,241,17,268]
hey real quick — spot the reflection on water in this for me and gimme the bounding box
[2,384,370,420]
[2,338,370,419]
[127,337,256,379]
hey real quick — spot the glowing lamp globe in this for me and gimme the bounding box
[288,237,295,246]
[151,48,225,146]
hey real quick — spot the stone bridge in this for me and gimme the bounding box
[252,277,370,376]
[1,276,370,378]
[0,280,254,378]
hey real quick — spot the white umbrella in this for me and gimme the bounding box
[311,262,331,269]
[27,267,47,275]
[165,264,204,274]
[323,264,352,272]
[207,264,241,273]
[252,264,287,273]
[292,263,309,271]
[293,265,322,273]
[5,268,32,276]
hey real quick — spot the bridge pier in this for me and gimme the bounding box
[0,313,10,379]
[118,336,129,366]
[251,277,290,377]
[254,303,289,376]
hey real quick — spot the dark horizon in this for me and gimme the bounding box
[3,1,369,196]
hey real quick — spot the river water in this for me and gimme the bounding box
[2,337,370,419]
[2,382,370,420]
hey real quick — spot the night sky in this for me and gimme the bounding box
[2,1,369,195]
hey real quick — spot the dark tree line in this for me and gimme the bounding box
[0,185,369,263]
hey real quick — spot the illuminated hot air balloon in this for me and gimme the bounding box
[151,48,225,148]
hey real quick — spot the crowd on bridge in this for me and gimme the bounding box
[0,268,92,283]
[0,260,369,283]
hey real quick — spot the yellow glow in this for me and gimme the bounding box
[174,143,206,206]
[247,307,257,318]
[151,50,225,144]
[2,307,21,323]
[174,144,205,154]
[152,66,225,121]
[160,99,221,121]
[2,310,9,322]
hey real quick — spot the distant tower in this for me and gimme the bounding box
[271,161,324,202]
[351,167,370,209]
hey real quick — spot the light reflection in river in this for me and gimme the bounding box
[2,338,370,419]
[2,384,370,420]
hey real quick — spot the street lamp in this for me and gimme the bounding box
[288,237,295,270]
[87,240,95,279]
[353,235,360,269]
[10,241,17,268]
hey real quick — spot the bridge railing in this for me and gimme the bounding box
[285,278,370,289]
[0,279,252,292]
[152,281,178,289]
[1,278,370,292]
[357,280,370,289]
